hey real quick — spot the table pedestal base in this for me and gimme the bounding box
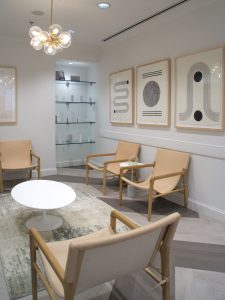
[26,211,62,231]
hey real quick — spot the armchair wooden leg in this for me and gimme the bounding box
[64,283,75,300]
[147,193,153,221]
[0,171,3,193]
[86,164,90,185]
[29,169,32,179]
[161,247,170,300]
[102,168,107,195]
[37,165,40,179]
[119,178,124,206]
[183,186,188,208]
[148,182,154,221]
[30,235,38,300]
[183,173,188,208]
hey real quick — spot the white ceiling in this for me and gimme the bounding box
[0,0,215,48]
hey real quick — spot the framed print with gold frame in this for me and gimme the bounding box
[110,68,134,124]
[175,47,224,131]
[136,59,170,127]
[0,66,16,124]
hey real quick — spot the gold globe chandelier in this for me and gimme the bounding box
[29,0,72,55]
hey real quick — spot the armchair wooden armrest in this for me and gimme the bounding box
[30,228,65,285]
[31,151,40,161]
[30,151,40,166]
[120,162,156,176]
[150,168,186,182]
[86,152,116,162]
[103,158,129,167]
[30,151,40,179]
[110,210,140,232]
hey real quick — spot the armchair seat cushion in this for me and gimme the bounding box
[2,162,38,171]
[106,163,121,175]
[40,225,115,297]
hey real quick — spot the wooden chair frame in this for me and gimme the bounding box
[119,163,188,221]
[30,210,180,300]
[0,149,40,193]
[86,152,129,194]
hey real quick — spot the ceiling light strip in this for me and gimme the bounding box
[102,0,191,42]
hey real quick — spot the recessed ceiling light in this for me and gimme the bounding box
[32,10,44,16]
[68,62,74,65]
[97,2,111,9]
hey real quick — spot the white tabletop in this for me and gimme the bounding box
[11,180,76,210]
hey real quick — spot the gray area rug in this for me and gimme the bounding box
[99,197,199,218]
[0,182,114,300]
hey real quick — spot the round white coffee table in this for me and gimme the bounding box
[11,180,76,231]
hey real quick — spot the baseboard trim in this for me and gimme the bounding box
[56,160,85,168]
[41,168,57,177]
[188,198,225,224]
[2,168,57,180]
[164,193,225,224]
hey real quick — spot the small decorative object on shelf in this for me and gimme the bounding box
[56,70,65,81]
[71,75,80,81]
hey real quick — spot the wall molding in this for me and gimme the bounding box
[188,198,225,224]
[3,168,57,180]
[164,194,225,224]
[41,168,57,176]
[99,129,225,160]
[56,160,85,168]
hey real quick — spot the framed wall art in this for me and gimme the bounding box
[110,68,134,124]
[175,47,224,131]
[136,59,170,126]
[0,66,16,124]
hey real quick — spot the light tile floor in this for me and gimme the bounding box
[0,167,225,300]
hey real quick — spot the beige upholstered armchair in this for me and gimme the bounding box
[30,210,180,300]
[0,140,40,192]
[86,140,140,194]
[119,148,190,221]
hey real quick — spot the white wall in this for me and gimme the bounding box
[96,0,225,222]
[0,35,100,177]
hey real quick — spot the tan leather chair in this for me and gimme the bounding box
[86,140,140,194]
[0,140,40,192]
[119,148,190,221]
[30,210,180,300]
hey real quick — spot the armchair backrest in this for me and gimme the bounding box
[152,148,190,192]
[0,140,32,166]
[114,141,140,160]
[65,212,180,294]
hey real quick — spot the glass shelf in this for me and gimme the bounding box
[56,101,96,105]
[56,141,96,145]
[56,121,95,125]
[56,80,96,85]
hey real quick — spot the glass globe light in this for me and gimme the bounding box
[29,26,42,39]
[30,38,43,50]
[39,31,49,43]
[54,43,63,53]
[49,24,62,37]
[59,32,71,48]
[44,44,57,55]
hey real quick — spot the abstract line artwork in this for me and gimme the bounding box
[175,47,224,130]
[136,59,170,126]
[110,68,133,124]
[0,67,16,124]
